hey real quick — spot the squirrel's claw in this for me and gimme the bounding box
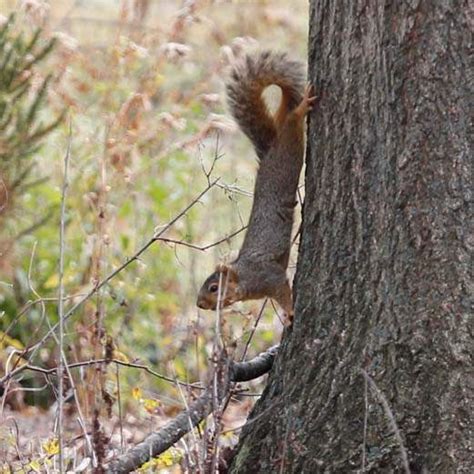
[303,83,317,111]
[294,83,317,117]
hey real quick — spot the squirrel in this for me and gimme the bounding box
[196,50,315,325]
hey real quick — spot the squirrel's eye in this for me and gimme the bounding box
[209,283,219,293]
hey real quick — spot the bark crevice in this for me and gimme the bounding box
[231,1,472,472]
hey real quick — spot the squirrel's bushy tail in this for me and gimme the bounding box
[226,50,305,159]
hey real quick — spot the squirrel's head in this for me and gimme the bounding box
[196,264,240,310]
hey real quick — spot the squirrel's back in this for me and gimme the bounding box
[226,50,306,159]
[197,50,313,325]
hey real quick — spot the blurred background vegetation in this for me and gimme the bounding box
[0,0,307,469]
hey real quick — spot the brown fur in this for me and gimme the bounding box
[197,51,315,325]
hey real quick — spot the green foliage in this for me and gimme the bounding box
[0,15,62,377]
[0,14,63,195]
[0,0,308,377]
[0,0,307,466]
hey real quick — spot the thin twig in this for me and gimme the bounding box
[16,358,203,389]
[54,347,96,464]
[57,115,72,472]
[105,345,279,473]
[115,365,124,453]
[0,293,87,347]
[173,364,202,471]
[215,180,253,197]
[0,174,9,213]
[241,299,268,362]
[203,271,231,473]
[0,179,219,386]
[215,299,270,447]
[199,131,224,185]
[0,243,48,416]
[91,125,110,444]
[156,225,247,252]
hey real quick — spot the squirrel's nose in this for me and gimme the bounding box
[196,296,210,310]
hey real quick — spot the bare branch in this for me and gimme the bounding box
[0,293,86,347]
[105,345,279,474]
[230,345,278,382]
[11,358,203,390]
[0,178,219,386]
[157,225,247,252]
[57,115,72,471]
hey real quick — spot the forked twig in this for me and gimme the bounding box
[0,178,219,386]
[157,225,247,252]
[105,345,279,474]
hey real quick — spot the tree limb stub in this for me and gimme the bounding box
[105,345,279,473]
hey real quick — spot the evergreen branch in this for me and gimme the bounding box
[27,108,65,143]
[22,37,57,74]
[25,74,51,126]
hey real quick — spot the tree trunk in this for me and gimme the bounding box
[231,1,472,472]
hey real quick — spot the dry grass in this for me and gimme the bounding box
[0,0,307,471]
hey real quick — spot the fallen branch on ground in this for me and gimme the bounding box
[106,345,279,474]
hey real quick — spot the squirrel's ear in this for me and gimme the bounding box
[215,263,228,273]
[215,263,239,283]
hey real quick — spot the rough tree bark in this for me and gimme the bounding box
[231,1,472,472]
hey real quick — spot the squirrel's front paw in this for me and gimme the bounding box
[295,83,317,117]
